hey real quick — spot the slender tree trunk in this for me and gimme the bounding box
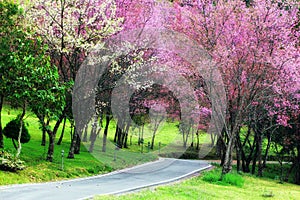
[222,121,241,175]
[216,134,226,165]
[236,145,241,172]
[89,114,99,153]
[57,116,67,145]
[284,163,295,182]
[222,134,235,175]
[116,125,122,148]
[113,125,118,143]
[236,134,242,172]
[12,139,17,150]
[151,122,160,150]
[210,132,216,147]
[183,134,186,148]
[240,144,247,172]
[74,132,81,154]
[46,132,55,162]
[252,131,259,174]
[0,95,4,148]
[16,103,26,158]
[141,124,144,153]
[138,126,141,146]
[46,113,65,162]
[82,124,88,142]
[196,130,200,150]
[245,128,257,173]
[123,121,131,148]
[260,131,271,176]
[41,128,46,146]
[70,124,74,142]
[17,119,24,158]
[41,118,50,146]
[295,146,300,185]
[151,131,156,150]
[102,115,111,152]
[257,133,263,177]
[68,128,77,159]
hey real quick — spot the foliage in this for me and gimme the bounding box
[26,0,123,82]
[0,150,26,172]
[168,0,300,175]
[0,0,64,158]
[3,118,30,144]
[25,0,124,160]
[202,168,245,187]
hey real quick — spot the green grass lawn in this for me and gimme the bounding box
[97,166,300,200]
[2,104,298,200]
[0,105,108,185]
[0,105,162,185]
[1,105,198,185]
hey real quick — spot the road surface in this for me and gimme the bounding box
[0,158,211,200]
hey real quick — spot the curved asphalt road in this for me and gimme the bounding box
[0,158,210,200]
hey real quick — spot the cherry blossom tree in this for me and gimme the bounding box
[170,0,300,175]
[25,0,123,159]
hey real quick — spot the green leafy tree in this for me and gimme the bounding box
[3,118,30,149]
[0,0,24,148]
[0,1,64,159]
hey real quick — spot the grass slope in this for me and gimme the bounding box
[98,166,300,200]
[0,105,161,185]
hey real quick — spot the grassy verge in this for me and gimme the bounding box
[97,166,300,200]
[0,105,159,185]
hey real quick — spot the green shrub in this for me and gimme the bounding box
[0,150,26,172]
[222,172,245,187]
[202,168,245,187]
[202,169,220,183]
[3,118,30,144]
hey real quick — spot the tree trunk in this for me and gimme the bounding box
[138,126,141,146]
[46,132,55,162]
[245,128,257,173]
[196,130,200,150]
[82,124,88,142]
[222,134,235,175]
[89,114,99,153]
[123,121,131,148]
[113,124,118,143]
[45,112,65,162]
[284,163,295,182]
[74,132,81,154]
[151,124,159,150]
[70,124,74,142]
[216,134,226,166]
[41,118,50,146]
[252,131,259,174]
[295,146,300,185]
[102,115,111,152]
[0,95,4,148]
[68,128,77,159]
[41,128,46,146]
[236,134,242,172]
[16,103,26,158]
[182,125,187,148]
[222,122,241,175]
[12,139,17,150]
[116,125,122,148]
[257,133,263,177]
[57,116,67,145]
[260,131,271,176]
